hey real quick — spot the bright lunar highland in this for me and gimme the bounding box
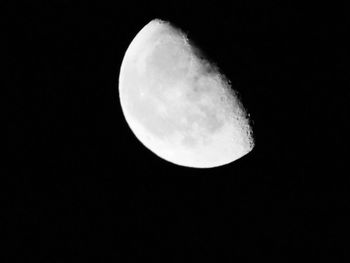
[119,19,254,168]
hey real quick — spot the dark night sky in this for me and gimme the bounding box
[6,1,350,262]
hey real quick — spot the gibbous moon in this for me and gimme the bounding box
[118,19,254,168]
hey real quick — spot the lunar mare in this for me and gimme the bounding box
[119,19,254,168]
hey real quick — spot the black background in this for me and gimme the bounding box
[7,1,350,262]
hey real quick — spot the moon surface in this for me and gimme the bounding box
[118,19,254,168]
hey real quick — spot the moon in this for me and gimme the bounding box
[118,19,254,168]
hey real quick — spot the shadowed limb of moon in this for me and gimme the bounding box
[119,19,254,168]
